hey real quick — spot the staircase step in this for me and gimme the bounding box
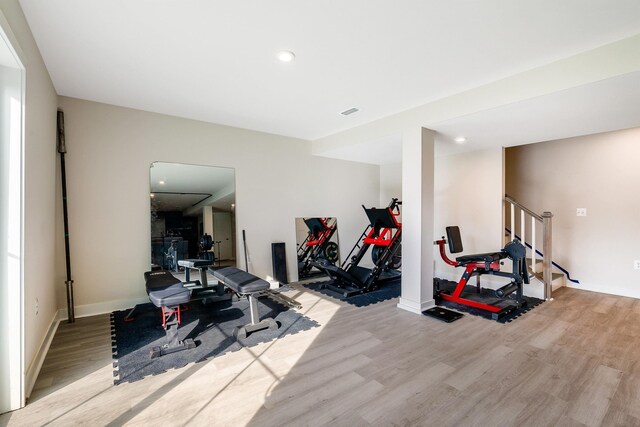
[526,257,543,273]
[531,271,563,280]
[530,271,565,291]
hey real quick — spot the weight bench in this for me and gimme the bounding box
[211,267,278,339]
[179,258,230,302]
[141,270,195,358]
[179,258,214,288]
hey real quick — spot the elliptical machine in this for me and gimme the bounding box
[313,198,402,297]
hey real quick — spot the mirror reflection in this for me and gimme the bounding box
[295,217,340,280]
[150,162,236,272]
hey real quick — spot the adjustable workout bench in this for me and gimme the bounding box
[434,226,529,320]
[137,271,196,358]
[211,267,279,339]
[179,258,232,305]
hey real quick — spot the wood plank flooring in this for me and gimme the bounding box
[1,286,640,426]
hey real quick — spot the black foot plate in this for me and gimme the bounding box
[423,307,464,323]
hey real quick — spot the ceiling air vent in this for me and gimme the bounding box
[340,107,359,116]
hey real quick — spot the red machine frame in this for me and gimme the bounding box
[305,218,334,247]
[434,240,505,314]
[434,226,528,319]
[363,207,401,247]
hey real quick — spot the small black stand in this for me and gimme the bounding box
[423,306,464,323]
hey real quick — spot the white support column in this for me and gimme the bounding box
[397,127,435,315]
[203,206,214,236]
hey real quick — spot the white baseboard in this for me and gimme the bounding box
[57,296,149,322]
[567,282,640,300]
[25,312,59,399]
[397,297,435,315]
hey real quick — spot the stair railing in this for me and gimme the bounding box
[504,195,554,300]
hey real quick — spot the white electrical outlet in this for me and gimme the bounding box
[634,260,640,270]
[576,208,587,217]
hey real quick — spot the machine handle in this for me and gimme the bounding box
[434,238,458,267]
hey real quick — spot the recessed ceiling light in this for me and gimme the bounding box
[277,50,296,62]
[159,180,165,185]
[454,137,467,143]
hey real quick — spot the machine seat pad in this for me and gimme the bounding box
[456,251,507,264]
[144,271,191,307]
[212,267,270,294]
[178,259,213,268]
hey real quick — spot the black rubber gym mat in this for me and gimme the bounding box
[434,278,544,324]
[110,296,319,384]
[303,279,401,307]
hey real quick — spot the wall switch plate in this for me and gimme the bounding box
[634,260,640,270]
[576,208,587,217]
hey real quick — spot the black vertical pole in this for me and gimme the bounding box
[57,110,75,323]
[242,229,249,273]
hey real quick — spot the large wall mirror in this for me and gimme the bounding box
[295,217,340,280]
[150,162,236,271]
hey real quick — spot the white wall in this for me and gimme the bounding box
[0,0,58,408]
[375,150,506,292]
[55,97,380,313]
[433,148,505,284]
[380,162,402,207]
[506,128,640,298]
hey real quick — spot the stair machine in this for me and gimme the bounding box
[297,217,339,279]
[312,198,402,297]
[434,226,529,320]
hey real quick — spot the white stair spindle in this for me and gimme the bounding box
[531,217,536,272]
[510,203,515,242]
[520,210,525,243]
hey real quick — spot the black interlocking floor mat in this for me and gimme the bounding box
[303,279,401,307]
[111,297,319,384]
[434,278,544,324]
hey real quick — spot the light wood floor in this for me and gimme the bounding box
[1,286,640,426]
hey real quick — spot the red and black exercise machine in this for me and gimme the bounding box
[297,217,339,279]
[313,198,402,297]
[434,226,529,320]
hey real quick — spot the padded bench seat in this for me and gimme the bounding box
[210,267,277,339]
[456,251,507,265]
[212,267,270,294]
[144,271,191,307]
[140,270,195,358]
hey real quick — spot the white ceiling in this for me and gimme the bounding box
[19,0,640,142]
[433,71,640,157]
[318,71,640,164]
